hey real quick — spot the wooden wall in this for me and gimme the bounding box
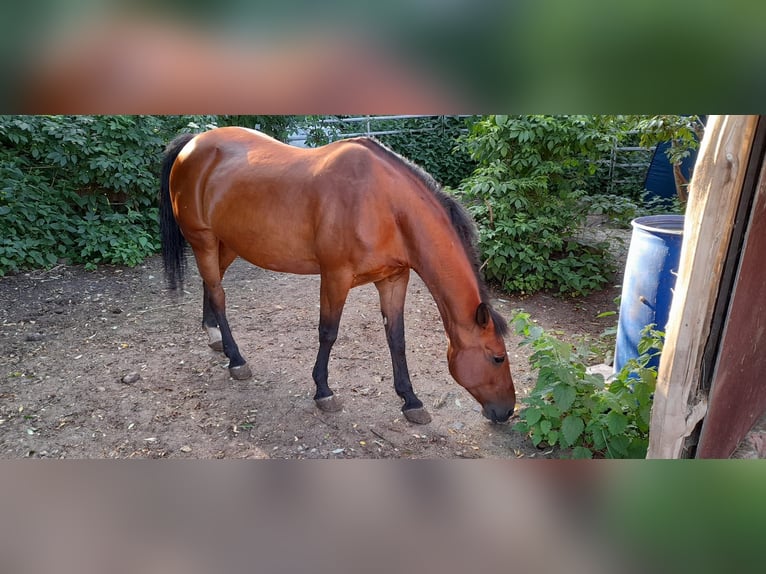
[695,122,766,457]
[647,115,761,459]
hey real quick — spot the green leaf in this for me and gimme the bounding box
[606,410,628,435]
[561,415,584,447]
[552,383,577,412]
[626,438,649,459]
[606,434,629,458]
[524,408,542,426]
[512,420,529,434]
[638,403,652,426]
[571,446,593,459]
[542,403,561,419]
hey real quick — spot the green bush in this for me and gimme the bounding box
[375,116,477,188]
[0,115,299,275]
[581,191,685,229]
[454,115,621,296]
[299,115,477,189]
[0,164,161,273]
[580,193,643,227]
[512,312,662,459]
[0,115,174,275]
[215,115,298,142]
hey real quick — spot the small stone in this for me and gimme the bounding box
[450,421,465,431]
[122,372,141,384]
[180,446,192,453]
[110,307,122,314]
[25,333,44,342]
[433,391,452,409]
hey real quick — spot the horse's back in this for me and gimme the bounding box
[169,127,411,281]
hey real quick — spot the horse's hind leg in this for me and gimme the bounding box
[202,244,237,352]
[202,285,223,351]
[193,240,251,380]
[375,269,431,424]
[312,271,353,413]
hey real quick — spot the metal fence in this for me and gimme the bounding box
[601,143,656,195]
[287,115,471,146]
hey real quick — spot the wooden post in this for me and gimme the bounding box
[647,115,759,459]
[695,118,766,457]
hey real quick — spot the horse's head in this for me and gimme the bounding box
[447,303,516,423]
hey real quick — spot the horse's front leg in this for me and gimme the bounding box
[311,272,353,413]
[375,270,431,424]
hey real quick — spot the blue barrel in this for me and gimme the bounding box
[614,215,684,373]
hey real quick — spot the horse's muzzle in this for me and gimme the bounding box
[482,404,514,424]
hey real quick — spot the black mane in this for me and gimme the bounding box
[354,137,508,336]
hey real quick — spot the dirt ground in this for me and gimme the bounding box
[0,254,621,459]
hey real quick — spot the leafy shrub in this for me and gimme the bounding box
[455,115,620,296]
[581,190,685,229]
[0,172,72,272]
[0,115,171,205]
[215,115,298,142]
[0,115,174,275]
[512,312,663,459]
[298,115,477,189]
[375,116,477,188]
[74,204,161,270]
[0,115,298,275]
[580,193,643,228]
[0,163,160,273]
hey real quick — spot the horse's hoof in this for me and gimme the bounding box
[205,327,223,352]
[403,407,432,425]
[208,340,224,352]
[315,395,342,413]
[229,364,252,380]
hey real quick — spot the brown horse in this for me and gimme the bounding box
[159,127,516,424]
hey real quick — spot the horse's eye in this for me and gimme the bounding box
[492,354,506,364]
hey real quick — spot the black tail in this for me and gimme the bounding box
[159,133,196,290]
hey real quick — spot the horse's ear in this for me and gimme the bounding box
[475,303,491,329]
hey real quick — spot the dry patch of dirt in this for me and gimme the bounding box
[0,255,620,459]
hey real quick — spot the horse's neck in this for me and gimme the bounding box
[406,221,481,345]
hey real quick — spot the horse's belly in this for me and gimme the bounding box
[226,236,321,275]
[251,257,321,275]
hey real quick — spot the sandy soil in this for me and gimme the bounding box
[0,255,620,459]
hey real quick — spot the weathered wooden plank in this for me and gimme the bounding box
[696,149,766,457]
[647,115,759,459]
